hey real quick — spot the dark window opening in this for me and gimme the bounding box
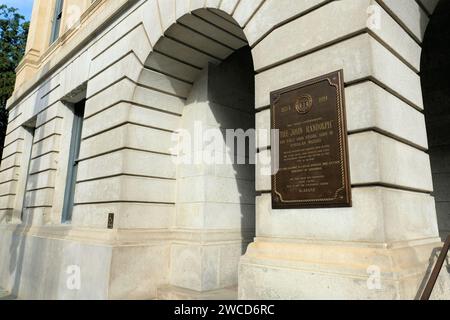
[21,119,37,221]
[62,100,85,223]
[50,0,64,44]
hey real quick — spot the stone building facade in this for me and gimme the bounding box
[0,0,449,299]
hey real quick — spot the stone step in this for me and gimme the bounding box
[157,285,237,300]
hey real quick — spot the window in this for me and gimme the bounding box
[50,0,64,44]
[62,100,85,223]
[19,119,37,221]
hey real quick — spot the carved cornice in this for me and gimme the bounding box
[8,0,138,110]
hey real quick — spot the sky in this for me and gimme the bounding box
[1,0,34,21]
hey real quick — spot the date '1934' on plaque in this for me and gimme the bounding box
[271,70,352,209]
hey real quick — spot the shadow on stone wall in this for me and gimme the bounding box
[208,46,256,255]
[417,0,450,299]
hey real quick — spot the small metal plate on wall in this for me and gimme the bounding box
[107,213,114,229]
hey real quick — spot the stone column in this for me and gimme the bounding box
[239,0,450,300]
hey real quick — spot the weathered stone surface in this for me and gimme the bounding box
[170,242,244,292]
[239,238,447,300]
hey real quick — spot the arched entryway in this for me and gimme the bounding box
[421,0,450,241]
[133,8,256,297]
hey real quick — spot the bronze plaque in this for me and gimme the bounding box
[271,70,351,209]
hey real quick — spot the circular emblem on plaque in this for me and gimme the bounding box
[295,95,313,114]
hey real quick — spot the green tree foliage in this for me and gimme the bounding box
[0,5,29,159]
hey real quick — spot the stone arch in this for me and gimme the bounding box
[133,6,251,105]
[130,3,259,298]
[132,0,261,99]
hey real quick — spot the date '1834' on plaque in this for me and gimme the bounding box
[271,70,351,209]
